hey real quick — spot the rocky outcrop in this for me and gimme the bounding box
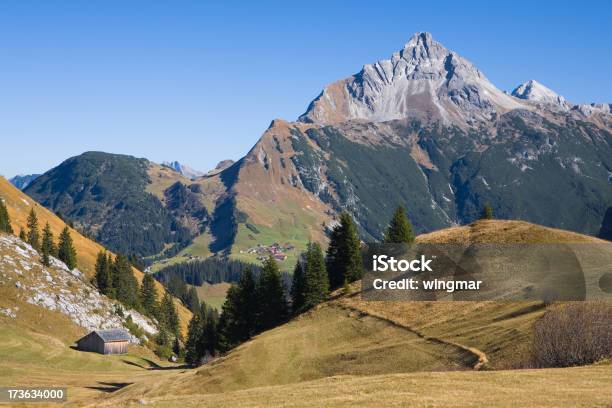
[0,234,157,343]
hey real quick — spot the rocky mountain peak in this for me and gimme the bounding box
[162,160,204,180]
[511,80,570,110]
[299,32,526,126]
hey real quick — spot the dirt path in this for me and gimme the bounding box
[334,303,489,370]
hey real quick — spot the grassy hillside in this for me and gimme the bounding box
[86,220,612,407]
[3,219,610,407]
[0,176,192,334]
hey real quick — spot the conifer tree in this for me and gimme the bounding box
[184,286,200,314]
[326,212,363,289]
[26,208,40,251]
[303,242,329,310]
[172,337,183,358]
[185,311,203,365]
[140,273,159,318]
[218,286,241,349]
[255,255,288,331]
[0,198,13,234]
[237,267,257,338]
[19,228,26,241]
[160,292,180,336]
[41,223,56,267]
[218,267,258,348]
[112,254,140,308]
[57,227,77,270]
[480,202,494,220]
[384,205,415,244]
[199,311,219,358]
[95,251,113,295]
[290,261,305,314]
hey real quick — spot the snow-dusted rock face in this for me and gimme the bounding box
[299,32,527,126]
[0,234,157,343]
[574,103,611,117]
[511,80,570,111]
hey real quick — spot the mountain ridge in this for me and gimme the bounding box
[19,33,612,269]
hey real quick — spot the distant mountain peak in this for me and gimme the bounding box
[9,174,41,190]
[162,161,204,180]
[511,80,570,110]
[299,32,526,126]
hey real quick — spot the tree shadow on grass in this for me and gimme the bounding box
[85,382,133,393]
[122,358,189,370]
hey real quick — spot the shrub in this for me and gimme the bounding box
[531,302,612,368]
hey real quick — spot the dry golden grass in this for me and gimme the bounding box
[0,177,192,334]
[417,219,607,244]
[192,282,230,311]
[92,363,612,408]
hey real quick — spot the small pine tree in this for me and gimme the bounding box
[326,212,363,290]
[384,205,415,244]
[290,261,305,314]
[302,242,329,311]
[184,286,200,314]
[140,273,159,318]
[112,254,140,308]
[480,202,494,220]
[57,227,77,270]
[185,311,203,365]
[19,228,26,241]
[26,208,40,251]
[160,292,180,336]
[41,223,56,267]
[218,268,258,349]
[95,251,113,295]
[172,336,183,358]
[199,309,219,358]
[255,255,288,331]
[0,198,13,234]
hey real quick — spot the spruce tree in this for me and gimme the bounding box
[140,273,159,318]
[218,284,241,349]
[0,198,13,234]
[290,261,305,314]
[237,268,257,338]
[19,228,26,241]
[302,242,329,311]
[26,208,40,251]
[41,223,56,267]
[185,311,203,365]
[384,205,415,244]
[57,227,77,270]
[172,337,183,358]
[160,292,180,336]
[326,212,363,289]
[184,286,200,314]
[256,255,288,331]
[199,308,219,358]
[112,254,140,308]
[480,202,494,220]
[95,251,113,295]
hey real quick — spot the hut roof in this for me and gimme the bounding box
[93,328,131,342]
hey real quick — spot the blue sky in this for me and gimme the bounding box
[0,0,610,177]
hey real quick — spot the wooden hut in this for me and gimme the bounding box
[76,329,131,354]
